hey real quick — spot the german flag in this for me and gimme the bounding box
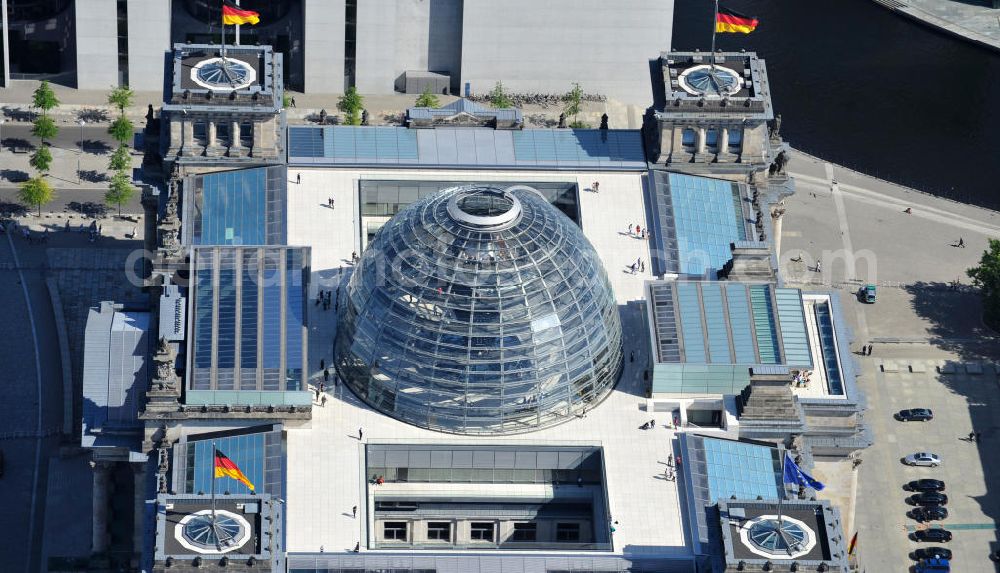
[847,531,858,556]
[214,450,255,491]
[716,6,758,34]
[222,1,260,26]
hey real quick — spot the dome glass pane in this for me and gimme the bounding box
[335,185,623,435]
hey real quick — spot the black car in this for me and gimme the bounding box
[911,547,953,561]
[909,492,949,506]
[909,506,949,522]
[906,479,946,492]
[896,408,934,421]
[911,528,953,542]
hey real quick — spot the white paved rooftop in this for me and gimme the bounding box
[285,167,688,557]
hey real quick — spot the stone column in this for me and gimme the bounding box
[205,120,224,157]
[91,461,113,555]
[719,127,729,155]
[207,120,217,147]
[696,127,707,154]
[180,119,196,156]
[229,120,247,157]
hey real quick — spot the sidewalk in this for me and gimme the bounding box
[0,143,141,192]
[871,0,1000,52]
[1,80,646,129]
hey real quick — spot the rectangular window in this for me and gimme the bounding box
[427,522,451,542]
[470,522,494,542]
[344,0,357,88]
[556,522,581,542]
[216,122,230,147]
[383,521,408,541]
[682,128,696,147]
[193,121,207,147]
[116,0,128,86]
[511,522,537,541]
[705,129,719,148]
[728,129,743,150]
[241,121,253,148]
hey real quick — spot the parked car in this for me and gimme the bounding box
[858,283,877,303]
[915,557,950,572]
[904,452,942,467]
[909,492,949,506]
[911,528,953,542]
[906,479,946,492]
[912,547,952,561]
[896,408,934,421]
[910,506,949,522]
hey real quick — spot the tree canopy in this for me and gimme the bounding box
[967,238,1000,330]
[32,80,60,112]
[108,145,132,172]
[31,115,58,141]
[563,83,583,121]
[108,116,135,146]
[107,85,135,114]
[105,171,137,216]
[18,177,54,216]
[488,81,513,109]
[414,85,440,109]
[29,146,53,174]
[337,86,364,126]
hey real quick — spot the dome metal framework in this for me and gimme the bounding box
[335,185,623,435]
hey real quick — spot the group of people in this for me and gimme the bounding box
[316,289,338,311]
[639,419,656,430]
[629,257,645,274]
[626,223,650,240]
[859,344,874,356]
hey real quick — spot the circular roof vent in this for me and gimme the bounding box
[677,64,743,98]
[175,510,252,554]
[190,57,256,91]
[738,515,817,559]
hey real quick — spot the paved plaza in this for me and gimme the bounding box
[285,167,677,555]
[783,152,1000,571]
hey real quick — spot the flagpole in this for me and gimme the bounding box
[235,0,241,45]
[211,441,218,522]
[710,0,719,70]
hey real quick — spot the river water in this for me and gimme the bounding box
[672,0,1000,209]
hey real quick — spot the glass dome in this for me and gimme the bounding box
[678,64,743,97]
[335,185,623,435]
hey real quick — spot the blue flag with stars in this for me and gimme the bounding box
[783,452,825,491]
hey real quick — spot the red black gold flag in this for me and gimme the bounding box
[716,7,759,34]
[214,450,256,491]
[847,531,858,556]
[222,1,261,26]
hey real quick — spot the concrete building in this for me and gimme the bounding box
[74,40,868,572]
[1,0,672,104]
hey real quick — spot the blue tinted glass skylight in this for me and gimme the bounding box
[668,173,746,275]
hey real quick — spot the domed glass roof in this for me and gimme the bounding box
[335,185,623,435]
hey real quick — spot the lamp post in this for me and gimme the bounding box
[77,119,86,184]
[0,118,5,154]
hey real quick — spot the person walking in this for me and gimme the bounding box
[667,454,673,467]
[354,542,360,552]
[321,394,327,406]
[629,350,635,362]
[314,387,320,400]
[628,223,633,235]
[358,427,363,440]
[640,260,645,272]
[352,505,358,518]
[867,344,873,356]
[324,368,330,382]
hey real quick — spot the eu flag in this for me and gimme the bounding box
[783,452,825,491]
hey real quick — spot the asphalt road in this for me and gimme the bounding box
[0,124,127,154]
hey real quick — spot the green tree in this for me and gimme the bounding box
[488,81,513,109]
[414,85,440,109]
[108,116,135,146]
[337,86,364,126]
[31,115,58,141]
[29,146,53,174]
[967,238,1000,330]
[108,145,132,172]
[105,171,136,216]
[107,85,134,114]
[563,83,583,123]
[31,80,60,112]
[18,176,54,216]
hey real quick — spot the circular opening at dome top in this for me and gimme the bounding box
[446,188,522,229]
